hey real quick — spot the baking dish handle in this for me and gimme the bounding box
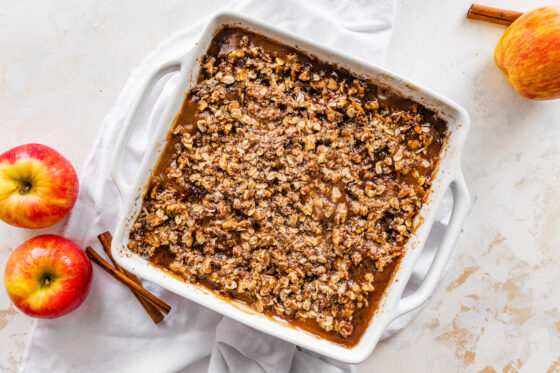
[111,59,183,198]
[394,170,470,317]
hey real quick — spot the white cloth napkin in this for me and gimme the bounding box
[20,0,454,371]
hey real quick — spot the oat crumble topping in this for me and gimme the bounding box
[127,29,446,342]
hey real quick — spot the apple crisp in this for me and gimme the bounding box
[127,28,447,346]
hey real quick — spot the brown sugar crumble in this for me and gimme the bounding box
[127,28,447,345]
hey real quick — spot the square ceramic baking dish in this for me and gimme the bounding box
[110,12,470,364]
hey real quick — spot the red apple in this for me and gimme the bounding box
[494,6,560,100]
[4,235,92,318]
[0,144,79,229]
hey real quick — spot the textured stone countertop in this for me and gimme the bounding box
[1,0,559,372]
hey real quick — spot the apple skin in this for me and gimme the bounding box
[0,144,79,229]
[4,235,92,319]
[494,6,560,100]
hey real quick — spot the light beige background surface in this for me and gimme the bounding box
[1,0,559,372]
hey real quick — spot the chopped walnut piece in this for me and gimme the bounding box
[222,75,235,85]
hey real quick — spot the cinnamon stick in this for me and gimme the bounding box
[86,246,171,314]
[97,232,164,323]
[467,4,523,26]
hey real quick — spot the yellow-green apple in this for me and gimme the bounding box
[0,144,79,228]
[494,6,560,100]
[4,235,92,318]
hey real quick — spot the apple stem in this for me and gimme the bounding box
[19,183,32,195]
[42,276,51,286]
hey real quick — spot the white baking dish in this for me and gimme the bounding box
[110,12,470,364]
